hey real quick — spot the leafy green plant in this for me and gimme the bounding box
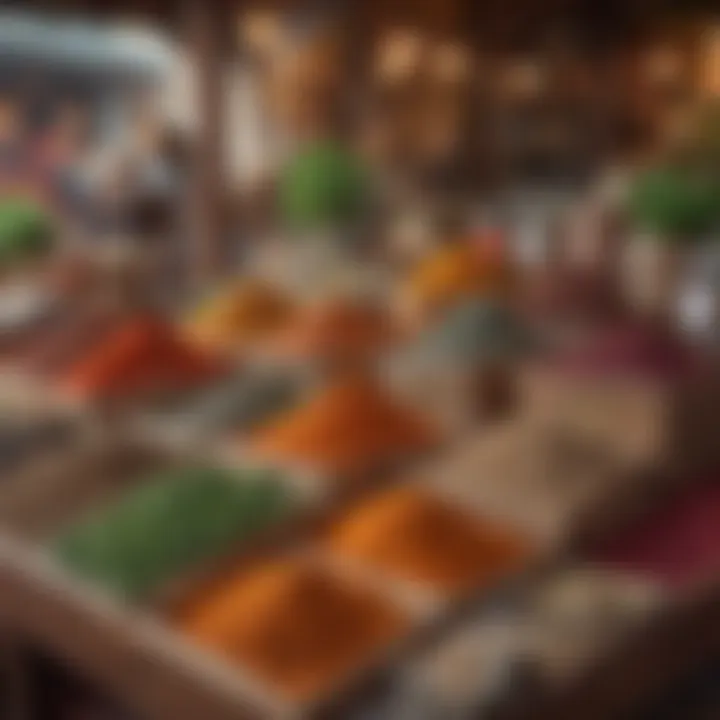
[626,167,720,241]
[278,140,368,233]
[0,200,53,265]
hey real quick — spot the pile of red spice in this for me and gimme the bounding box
[59,314,226,401]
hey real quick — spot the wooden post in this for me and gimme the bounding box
[186,0,228,284]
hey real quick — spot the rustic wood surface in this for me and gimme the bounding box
[0,551,268,720]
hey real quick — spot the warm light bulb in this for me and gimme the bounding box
[701,27,720,96]
[644,46,683,86]
[431,42,472,84]
[502,60,545,100]
[239,11,283,57]
[376,29,424,83]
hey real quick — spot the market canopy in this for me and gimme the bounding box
[0,11,175,82]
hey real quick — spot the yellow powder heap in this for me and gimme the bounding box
[250,374,437,477]
[176,560,407,700]
[329,487,531,594]
[402,242,513,319]
[186,280,293,352]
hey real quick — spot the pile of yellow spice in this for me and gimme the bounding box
[185,280,294,354]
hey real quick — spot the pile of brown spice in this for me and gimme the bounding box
[328,486,531,595]
[265,298,396,365]
[249,373,437,477]
[176,560,407,700]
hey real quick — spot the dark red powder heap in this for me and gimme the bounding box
[60,315,226,401]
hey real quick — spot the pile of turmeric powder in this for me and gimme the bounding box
[249,373,436,477]
[175,560,407,700]
[185,280,294,353]
[401,241,514,321]
[328,487,531,595]
[267,298,396,364]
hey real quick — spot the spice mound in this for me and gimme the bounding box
[60,315,225,401]
[402,242,513,317]
[328,487,530,594]
[268,299,395,363]
[250,374,436,477]
[177,560,407,699]
[52,466,292,600]
[186,280,293,352]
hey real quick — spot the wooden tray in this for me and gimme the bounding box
[0,430,703,720]
[0,435,545,720]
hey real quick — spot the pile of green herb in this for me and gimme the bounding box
[52,466,293,600]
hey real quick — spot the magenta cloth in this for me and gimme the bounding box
[550,323,698,380]
[591,480,720,589]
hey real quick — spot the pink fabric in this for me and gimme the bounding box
[591,480,720,589]
[552,323,698,380]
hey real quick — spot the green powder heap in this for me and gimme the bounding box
[52,466,293,600]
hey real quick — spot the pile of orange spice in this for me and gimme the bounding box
[175,560,407,700]
[266,298,396,364]
[61,315,225,401]
[401,239,515,320]
[328,486,531,595]
[250,373,436,477]
[185,280,294,353]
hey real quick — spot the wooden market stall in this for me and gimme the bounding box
[1,2,720,720]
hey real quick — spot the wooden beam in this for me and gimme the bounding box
[185,0,229,283]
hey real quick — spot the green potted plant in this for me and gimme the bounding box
[277,138,369,240]
[0,199,53,275]
[624,164,720,320]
